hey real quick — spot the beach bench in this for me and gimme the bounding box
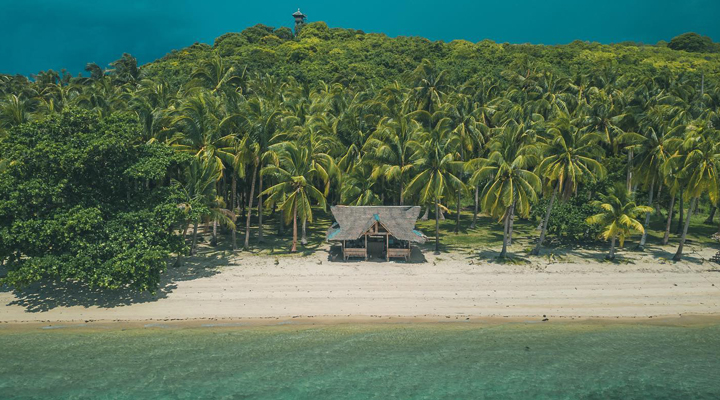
[387,248,411,261]
[343,248,367,261]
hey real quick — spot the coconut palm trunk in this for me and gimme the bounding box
[258,176,264,243]
[190,221,199,256]
[705,206,717,224]
[211,219,217,246]
[608,235,617,260]
[422,206,430,221]
[532,183,559,256]
[291,201,298,253]
[434,200,440,255]
[454,188,461,234]
[662,194,675,245]
[231,175,237,251]
[470,186,479,229]
[181,223,190,243]
[301,218,308,245]
[673,197,697,261]
[638,178,654,249]
[499,208,511,259]
[507,200,516,246]
[626,149,633,192]
[180,223,190,259]
[244,164,258,250]
[676,189,684,234]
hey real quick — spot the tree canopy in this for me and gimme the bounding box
[0,109,188,291]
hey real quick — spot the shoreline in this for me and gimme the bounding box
[3,314,720,332]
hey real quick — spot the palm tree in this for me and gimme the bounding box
[670,122,720,261]
[660,141,685,245]
[445,93,485,233]
[581,89,629,154]
[170,92,233,166]
[189,55,247,95]
[405,117,466,254]
[362,100,421,205]
[531,116,606,255]
[219,134,258,251]
[0,94,37,130]
[261,141,328,252]
[243,95,285,243]
[466,120,541,258]
[409,59,449,116]
[74,75,131,118]
[586,184,653,260]
[340,162,382,206]
[177,157,235,255]
[632,118,681,248]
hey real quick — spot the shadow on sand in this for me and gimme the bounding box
[472,250,533,264]
[0,249,229,313]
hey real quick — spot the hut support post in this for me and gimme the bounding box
[365,233,368,260]
[386,234,389,261]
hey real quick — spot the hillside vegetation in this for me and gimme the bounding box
[1,24,720,291]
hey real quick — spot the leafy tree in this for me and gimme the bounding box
[531,195,602,242]
[0,109,187,291]
[667,33,718,53]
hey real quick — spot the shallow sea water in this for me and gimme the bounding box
[1,322,719,399]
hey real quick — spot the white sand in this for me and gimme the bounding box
[2,244,720,324]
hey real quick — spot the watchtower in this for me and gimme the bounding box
[292,9,307,35]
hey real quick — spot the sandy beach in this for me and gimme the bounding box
[2,243,720,325]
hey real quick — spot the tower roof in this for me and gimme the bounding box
[292,9,306,17]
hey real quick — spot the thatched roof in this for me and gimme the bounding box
[327,206,426,243]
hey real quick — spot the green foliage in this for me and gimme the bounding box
[109,53,140,85]
[532,195,602,242]
[298,22,331,40]
[668,33,719,53]
[0,109,187,291]
[2,22,720,285]
[586,184,654,247]
[138,23,720,91]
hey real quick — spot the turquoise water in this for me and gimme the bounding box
[1,322,719,399]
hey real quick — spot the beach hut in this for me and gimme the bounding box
[327,206,426,261]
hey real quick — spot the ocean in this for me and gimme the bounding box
[1,321,719,399]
